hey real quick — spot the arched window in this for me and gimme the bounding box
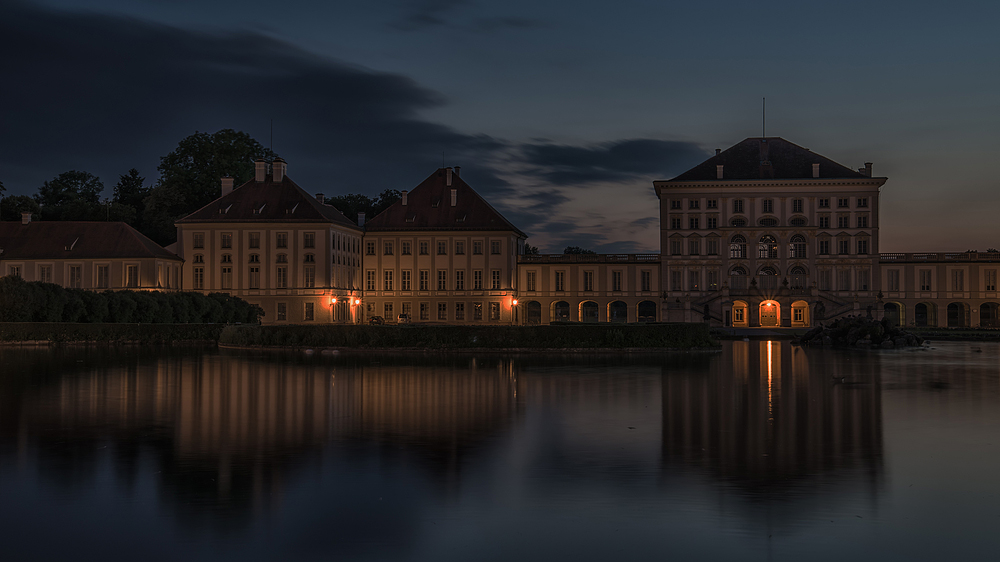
[789,235,807,258]
[729,235,747,259]
[789,265,808,290]
[758,235,778,259]
[730,217,748,227]
[789,266,807,275]
[730,266,748,291]
[758,266,778,290]
[758,266,778,276]
[758,217,779,227]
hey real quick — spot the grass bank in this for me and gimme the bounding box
[0,322,225,344]
[219,323,719,351]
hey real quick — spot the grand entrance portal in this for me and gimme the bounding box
[759,300,780,327]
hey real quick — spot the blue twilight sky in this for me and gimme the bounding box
[2,0,998,252]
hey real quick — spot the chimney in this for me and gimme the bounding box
[812,163,820,178]
[357,212,366,227]
[715,149,721,156]
[273,157,286,182]
[716,165,724,180]
[21,211,32,225]
[401,190,408,206]
[454,166,461,177]
[315,193,324,204]
[254,159,267,182]
[864,162,873,177]
[446,167,453,187]
[450,188,457,207]
[221,176,234,196]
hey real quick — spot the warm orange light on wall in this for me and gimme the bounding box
[512,299,518,306]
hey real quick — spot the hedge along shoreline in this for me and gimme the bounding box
[0,323,226,344]
[219,323,720,351]
[0,275,263,324]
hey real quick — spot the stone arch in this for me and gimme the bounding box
[637,300,657,322]
[759,300,780,327]
[552,300,570,322]
[791,300,810,327]
[525,301,542,324]
[915,302,935,327]
[980,302,1000,328]
[947,302,970,327]
[608,301,628,323]
[731,300,749,327]
[580,300,599,323]
[883,302,904,328]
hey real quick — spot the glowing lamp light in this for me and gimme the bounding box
[512,299,518,306]
[353,299,361,305]
[331,297,338,304]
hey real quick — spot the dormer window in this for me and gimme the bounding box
[431,199,440,208]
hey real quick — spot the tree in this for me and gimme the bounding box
[0,195,40,221]
[143,129,275,244]
[326,189,401,224]
[34,170,105,221]
[524,244,540,255]
[112,168,150,227]
[563,246,596,254]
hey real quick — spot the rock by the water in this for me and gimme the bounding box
[796,315,923,348]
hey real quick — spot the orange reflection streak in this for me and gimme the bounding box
[767,340,773,425]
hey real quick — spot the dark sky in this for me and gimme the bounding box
[3,0,999,252]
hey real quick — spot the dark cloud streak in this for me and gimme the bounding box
[521,139,709,185]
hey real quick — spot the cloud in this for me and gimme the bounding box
[389,0,470,30]
[520,139,709,185]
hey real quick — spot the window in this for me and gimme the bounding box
[790,217,807,227]
[438,303,447,320]
[401,241,411,255]
[857,268,870,291]
[193,254,204,264]
[384,242,393,255]
[792,199,803,213]
[688,270,700,291]
[729,235,747,259]
[455,241,465,255]
[490,302,500,321]
[384,302,393,319]
[707,269,719,290]
[303,266,315,288]
[122,265,137,287]
[455,302,465,321]
[69,266,82,289]
[491,270,501,290]
[276,254,287,264]
[304,253,315,263]
[419,241,429,255]
[384,270,393,291]
[402,303,412,321]
[670,270,682,291]
[689,217,699,230]
[437,270,447,290]
[670,200,682,210]
[670,217,682,229]
[838,197,849,208]
[473,302,483,321]
[670,238,683,255]
[919,270,932,291]
[367,270,377,291]
[689,200,700,209]
[707,238,719,255]
[420,270,429,291]
[857,239,869,255]
[584,271,594,291]
[304,302,314,321]
[819,198,830,208]
[526,271,536,291]
[887,269,900,292]
[838,239,850,255]
[819,270,832,291]
[819,216,830,229]
[857,197,869,208]
[758,217,778,227]
[220,266,232,289]
[249,253,260,264]
[8,265,21,278]
[987,270,997,292]
[790,235,807,258]
[366,241,376,255]
[420,303,429,320]
[729,217,747,227]
[193,233,205,249]
[276,266,287,288]
[304,233,315,249]
[97,265,109,288]
[688,238,700,255]
[221,254,232,263]
[707,217,718,229]
[762,199,773,213]
[612,271,623,292]
[437,241,447,255]
[276,232,288,249]
[857,215,869,228]
[473,241,483,255]
[733,199,744,213]
[555,271,566,291]
[758,235,778,259]
[249,266,260,289]
[473,270,483,290]
[491,240,501,255]
[249,232,260,249]
[707,199,718,209]
[455,270,465,290]
[277,303,287,321]
[221,233,232,249]
[837,269,851,291]
[641,270,651,292]
[401,270,411,290]
[952,270,965,291]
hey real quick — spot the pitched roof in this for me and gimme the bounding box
[364,168,525,237]
[666,137,868,182]
[176,174,360,229]
[0,221,182,261]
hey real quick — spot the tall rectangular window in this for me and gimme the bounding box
[986,270,997,291]
[688,238,700,255]
[838,239,850,255]
[857,268,870,291]
[401,241,411,255]
[819,270,832,291]
[707,238,719,255]
[221,233,232,249]
[670,270,681,291]
[707,199,718,209]
[401,270,411,290]
[303,266,315,288]
[919,270,932,291]
[193,233,205,249]
[819,216,830,229]
[276,232,288,248]
[857,197,869,208]
[384,242,393,255]
[8,265,21,278]
[276,302,287,321]
[438,302,447,320]
[366,270,376,291]
[384,302,393,319]
[419,270,429,291]
[857,215,869,228]
[584,271,594,291]
[707,217,718,229]
[276,266,287,289]
[455,302,465,321]
[819,240,830,255]
[857,239,869,254]
[670,239,682,255]
[526,271,536,291]
[97,265,109,288]
[304,233,315,249]
[612,271,623,291]
[304,302,314,321]
[670,200,681,210]
[688,199,700,209]
[555,271,565,291]
[384,270,393,291]
[762,199,773,213]
[819,198,830,208]
[887,269,900,292]
[491,241,501,255]
[792,199,803,213]
[838,216,850,228]
[455,241,465,255]
[689,217,699,229]
[420,241,430,255]
[491,270,501,290]
[420,303,429,321]
[707,269,719,290]
[249,266,260,289]
[69,266,82,289]
[641,271,651,292]
[455,270,465,290]
[125,265,138,287]
[474,270,483,290]
[837,269,851,291]
[437,241,447,255]
[473,302,483,321]
[733,199,744,213]
[473,241,483,255]
[687,269,700,291]
[220,266,232,289]
[249,232,260,249]
[437,270,447,290]
[952,270,965,291]
[489,302,500,321]
[366,241,376,255]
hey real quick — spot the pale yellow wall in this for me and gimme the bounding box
[1,258,180,290]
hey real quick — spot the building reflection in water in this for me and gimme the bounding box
[661,340,884,521]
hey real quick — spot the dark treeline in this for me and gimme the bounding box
[0,275,263,324]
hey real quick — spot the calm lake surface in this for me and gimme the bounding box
[1,341,999,561]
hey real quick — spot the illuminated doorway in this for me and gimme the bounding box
[732,300,749,327]
[759,300,780,327]
[791,300,809,327]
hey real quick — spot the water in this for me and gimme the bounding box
[1,341,998,561]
